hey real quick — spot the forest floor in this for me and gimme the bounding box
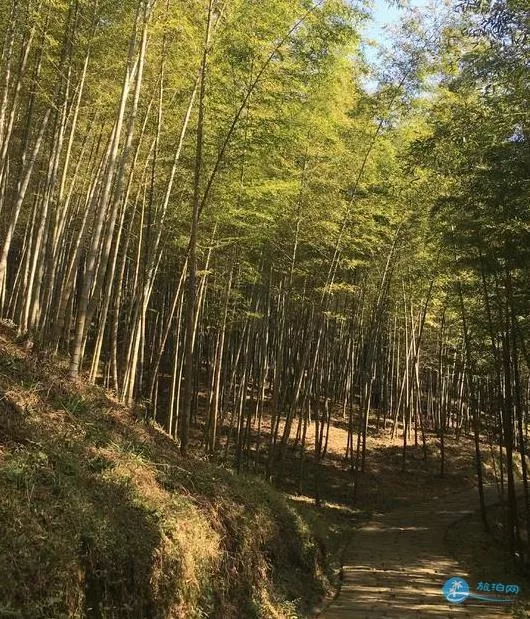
[205,407,530,617]
[254,415,530,618]
[2,316,527,618]
[187,403,494,614]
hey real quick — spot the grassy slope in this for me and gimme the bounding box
[0,323,332,619]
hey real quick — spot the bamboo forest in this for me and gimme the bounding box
[0,0,528,617]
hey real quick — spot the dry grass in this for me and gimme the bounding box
[0,322,327,618]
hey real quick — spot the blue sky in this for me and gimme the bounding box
[362,0,429,65]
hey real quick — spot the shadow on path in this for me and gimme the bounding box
[322,487,515,618]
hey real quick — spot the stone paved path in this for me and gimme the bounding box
[323,486,515,618]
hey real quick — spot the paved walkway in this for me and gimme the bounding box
[323,486,514,618]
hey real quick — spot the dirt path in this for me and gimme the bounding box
[322,486,515,618]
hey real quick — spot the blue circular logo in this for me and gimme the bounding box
[443,577,470,604]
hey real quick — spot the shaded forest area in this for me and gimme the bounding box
[0,0,528,583]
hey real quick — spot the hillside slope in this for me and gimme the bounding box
[0,322,329,618]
